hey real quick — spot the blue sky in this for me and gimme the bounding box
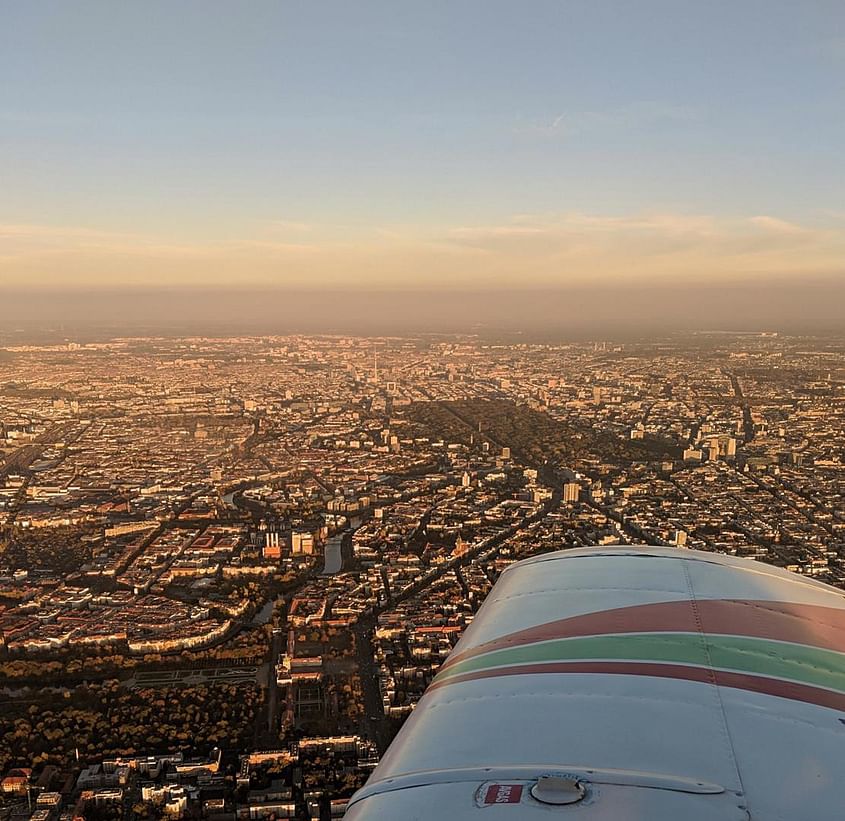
[2,0,844,289]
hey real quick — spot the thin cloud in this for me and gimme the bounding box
[448,225,548,240]
[446,213,719,247]
[266,220,313,232]
[234,240,317,253]
[0,223,317,260]
[438,211,845,283]
[749,215,812,235]
[0,223,143,242]
[513,101,702,138]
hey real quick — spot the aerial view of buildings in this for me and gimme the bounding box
[0,330,843,819]
[3,1,844,817]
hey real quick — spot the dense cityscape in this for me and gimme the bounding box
[0,330,842,819]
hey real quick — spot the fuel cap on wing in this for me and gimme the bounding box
[530,775,587,805]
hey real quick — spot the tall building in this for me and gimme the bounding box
[563,483,581,503]
[291,531,315,555]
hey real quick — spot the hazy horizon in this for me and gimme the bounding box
[2,278,844,339]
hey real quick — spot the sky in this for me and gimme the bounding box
[1,1,844,317]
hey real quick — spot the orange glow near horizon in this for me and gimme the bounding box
[2,212,844,291]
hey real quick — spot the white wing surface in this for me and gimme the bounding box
[346,546,845,820]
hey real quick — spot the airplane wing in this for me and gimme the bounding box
[345,546,845,820]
